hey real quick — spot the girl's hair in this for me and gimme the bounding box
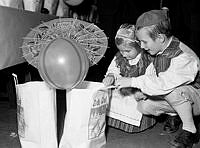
[115,37,141,50]
[115,23,136,41]
[115,23,141,50]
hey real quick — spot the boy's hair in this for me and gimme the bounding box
[143,21,172,41]
[136,8,172,40]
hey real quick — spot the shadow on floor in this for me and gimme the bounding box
[0,100,200,148]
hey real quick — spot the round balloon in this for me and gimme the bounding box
[38,37,89,90]
[63,0,84,6]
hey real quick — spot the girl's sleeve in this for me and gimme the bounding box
[105,56,121,79]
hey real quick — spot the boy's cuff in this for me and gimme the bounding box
[131,77,138,88]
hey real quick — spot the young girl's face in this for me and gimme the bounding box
[115,38,140,60]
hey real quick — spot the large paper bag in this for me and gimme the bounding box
[15,81,58,148]
[59,81,109,148]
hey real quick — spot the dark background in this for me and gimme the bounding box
[85,0,200,82]
[1,0,200,96]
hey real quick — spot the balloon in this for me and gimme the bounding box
[38,37,89,90]
[63,0,84,6]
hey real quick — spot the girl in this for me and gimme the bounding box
[103,23,155,133]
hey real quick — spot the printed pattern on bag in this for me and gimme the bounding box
[16,94,26,138]
[88,89,109,139]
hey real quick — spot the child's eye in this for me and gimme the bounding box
[120,50,131,54]
[128,42,136,47]
[115,37,124,46]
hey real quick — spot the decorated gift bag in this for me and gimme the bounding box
[13,74,58,148]
[59,81,110,148]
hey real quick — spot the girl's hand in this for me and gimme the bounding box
[102,75,115,86]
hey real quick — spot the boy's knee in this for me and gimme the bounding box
[165,86,193,106]
[137,100,164,116]
[137,101,155,115]
[137,104,150,115]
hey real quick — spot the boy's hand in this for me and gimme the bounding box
[102,75,115,86]
[134,91,147,101]
[115,77,132,88]
[119,87,147,101]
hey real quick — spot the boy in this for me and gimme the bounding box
[115,9,200,148]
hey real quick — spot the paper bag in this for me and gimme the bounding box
[14,80,58,148]
[59,81,109,148]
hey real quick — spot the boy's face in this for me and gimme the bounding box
[136,27,162,55]
[116,40,139,60]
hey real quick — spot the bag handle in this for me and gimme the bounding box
[12,73,18,88]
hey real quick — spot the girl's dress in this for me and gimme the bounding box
[107,51,157,133]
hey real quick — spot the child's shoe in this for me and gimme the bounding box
[170,130,199,148]
[163,115,181,133]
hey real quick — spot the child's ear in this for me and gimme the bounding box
[157,34,165,43]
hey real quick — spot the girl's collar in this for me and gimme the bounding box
[128,53,142,65]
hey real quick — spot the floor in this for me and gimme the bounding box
[1,100,200,148]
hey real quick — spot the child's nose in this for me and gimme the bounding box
[140,42,145,49]
[123,53,127,58]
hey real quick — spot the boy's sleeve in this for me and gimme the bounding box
[131,53,199,96]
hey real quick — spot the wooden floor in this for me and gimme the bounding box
[0,100,200,148]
